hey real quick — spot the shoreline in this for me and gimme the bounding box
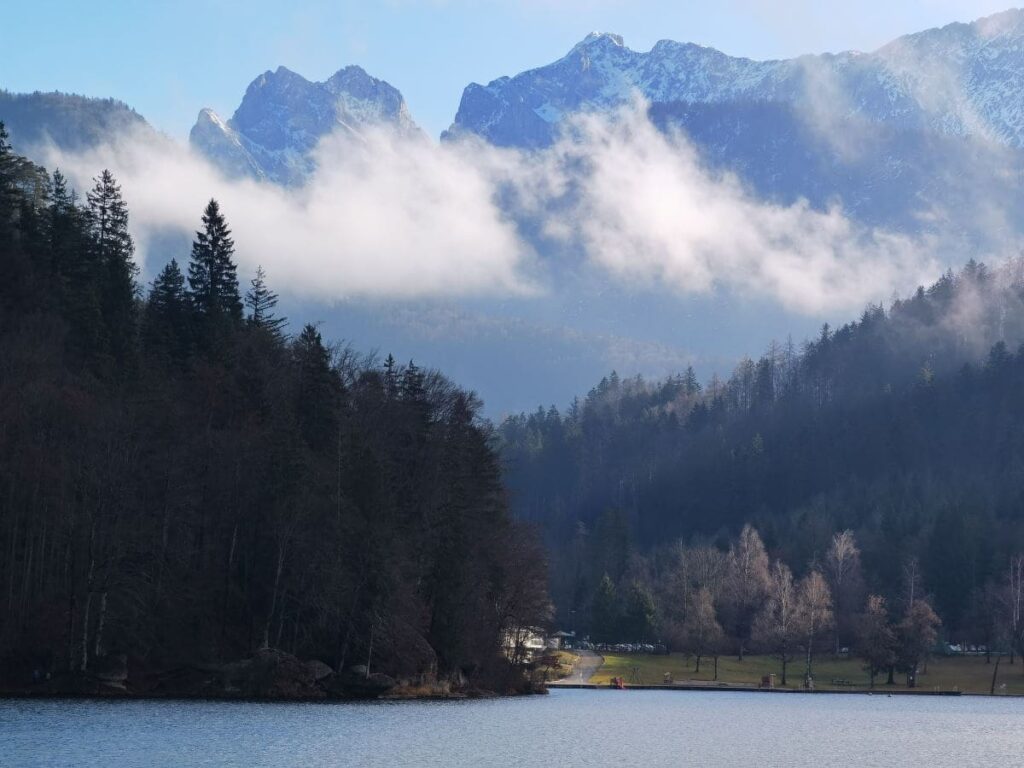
[547,681,1024,697]
[0,686,544,705]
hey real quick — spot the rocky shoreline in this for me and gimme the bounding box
[1,649,546,702]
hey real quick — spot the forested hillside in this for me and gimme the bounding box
[500,258,1024,674]
[0,90,151,153]
[0,123,550,696]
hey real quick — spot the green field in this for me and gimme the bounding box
[587,652,1024,695]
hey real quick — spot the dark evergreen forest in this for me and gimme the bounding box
[0,124,550,695]
[500,256,1024,669]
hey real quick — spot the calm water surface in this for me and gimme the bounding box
[3,689,1023,767]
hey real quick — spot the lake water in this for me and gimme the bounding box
[3,689,1022,767]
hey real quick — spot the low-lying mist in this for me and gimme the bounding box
[39,101,1007,317]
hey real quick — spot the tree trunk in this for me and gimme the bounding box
[781,657,787,686]
[80,591,93,672]
[261,541,286,650]
[7,511,19,614]
[80,525,96,672]
[93,591,107,659]
[694,653,701,674]
[64,509,78,673]
[366,620,375,679]
[220,523,238,654]
[886,665,895,685]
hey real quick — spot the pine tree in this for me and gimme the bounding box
[188,198,242,324]
[293,324,341,450]
[0,122,16,239]
[591,574,619,643]
[383,354,398,399]
[47,170,103,359]
[87,169,138,368]
[245,265,286,339]
[683,365,701,395]
[143,259,189,363]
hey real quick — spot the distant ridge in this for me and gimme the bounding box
[0,90,153,152]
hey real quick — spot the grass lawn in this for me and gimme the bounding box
[589,652,1024,695]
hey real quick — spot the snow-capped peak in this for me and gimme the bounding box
[576,32,625,49]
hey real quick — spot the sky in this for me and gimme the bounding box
[1,0,1017,139]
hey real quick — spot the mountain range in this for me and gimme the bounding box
[447,12,1024,148]
[190,65,421,185]
[6,9,1024,414]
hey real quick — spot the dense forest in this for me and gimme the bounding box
[0,123,551,696]
[500,258,1024,683]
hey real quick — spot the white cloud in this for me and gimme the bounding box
[541,105,942,314]
[42,126,537,302]
[41,104,945,316]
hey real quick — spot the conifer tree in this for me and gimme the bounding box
[0,122,15,239]
[87,169,138,367]
[46,171,102,358]
[245,265,286,339]
[143,259,189,363]
[293,323,341,450]
[188,198,242,324]
[383,354,398,399]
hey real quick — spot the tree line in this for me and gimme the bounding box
[587,522,946,687]
[0,123,551,691]
[500,259,1024,684]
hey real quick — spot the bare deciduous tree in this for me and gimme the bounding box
[680,587,723,675]
[1006,554,1024,665]
[795,570,833,685]
[896,599,941,688]
[855,595,896,687]
[724,525,770,661]
[753,561,798,685]
[824,530,864,655]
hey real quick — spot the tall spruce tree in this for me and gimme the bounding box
[86,169,138,368]
[51,170,103,357]
[245,265,287,339]
[188,198,242,324]
[293,324,341,451]
[143,259,189,364]
[0,122,15,241]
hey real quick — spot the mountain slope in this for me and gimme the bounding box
[190,65,421,185]
[500,259,1024,636]
[445,11,1024,236]
[0,90,153,152]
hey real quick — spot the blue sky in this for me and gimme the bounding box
[1,1,1014,138]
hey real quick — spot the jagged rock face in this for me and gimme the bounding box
[446,10,1024,149]
[190,65,420,185]
[190,108,266,181]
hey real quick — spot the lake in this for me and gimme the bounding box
[3,689,1022,767]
